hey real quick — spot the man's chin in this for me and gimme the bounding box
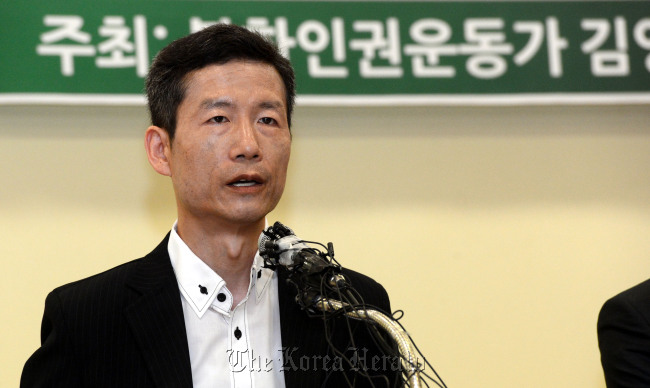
[224,198,281,224]
[219,208,271,228]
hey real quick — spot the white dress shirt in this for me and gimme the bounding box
[168,222,286,388]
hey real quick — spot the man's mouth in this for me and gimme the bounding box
[228,175,263,187]
[230,179,258,187]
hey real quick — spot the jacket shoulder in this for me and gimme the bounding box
[602,278,650,320]
[51,257,143,301]
[598,278,650,386]
[616,278,650,302]
[341,267,385,290]
[340,266,391,313]
[50,234,171,304]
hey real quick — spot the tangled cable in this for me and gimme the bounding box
[259,222,448,388]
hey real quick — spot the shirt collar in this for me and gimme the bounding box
[167,221,274,318]
[251,252,274,301]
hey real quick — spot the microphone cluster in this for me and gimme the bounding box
[258,222,349,314]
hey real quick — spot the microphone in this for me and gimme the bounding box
[258,222,333,271]
[258,222,349,311]
[258,223,310,268]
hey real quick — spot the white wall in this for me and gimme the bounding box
[2,103,649,387]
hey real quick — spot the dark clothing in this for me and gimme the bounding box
[598,278,650,387]
[22,234,395,388]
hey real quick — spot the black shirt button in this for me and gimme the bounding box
[257,270,262,279]
[234,327,242,340]
[198,285,208,295]
[217,293,226,302]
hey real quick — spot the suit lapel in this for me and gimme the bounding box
[278,271,328,388]
[124,235,193,388]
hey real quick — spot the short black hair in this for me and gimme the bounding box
[145,24,296,140]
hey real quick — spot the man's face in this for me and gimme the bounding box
[167,60,291,227]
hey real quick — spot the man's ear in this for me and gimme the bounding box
[144,126,172,176]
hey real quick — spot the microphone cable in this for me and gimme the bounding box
[259,222,448,388]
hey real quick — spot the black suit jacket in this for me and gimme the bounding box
[22,235,395,388]
[598,278,650,387]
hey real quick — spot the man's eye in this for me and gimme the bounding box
[209,116,228,123]
[259,117,277,125]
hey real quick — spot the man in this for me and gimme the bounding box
[22,24,396,387]
[598,278,650,387]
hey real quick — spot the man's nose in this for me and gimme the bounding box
[230,120,261,161]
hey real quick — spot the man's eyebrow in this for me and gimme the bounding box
[199,99,284,111]
[258,100,285,111]
[200,99,233,111]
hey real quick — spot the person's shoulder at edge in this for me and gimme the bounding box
[598,278,650,387]
[601,278,650,317]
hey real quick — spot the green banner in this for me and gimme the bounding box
[1,0,649,105]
